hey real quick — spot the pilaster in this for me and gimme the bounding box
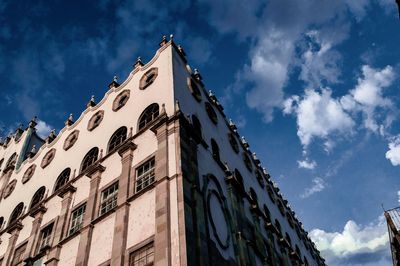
[45,187,76,266]
[75,164,105,266]
[3,221,23,266]
[153,121,171,266]
[110,141,136,266]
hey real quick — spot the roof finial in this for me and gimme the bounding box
[169,34,174,41]
[29,116,38,128]
[159,35,168,47]
[241,136,249,148]
[134,56,144,68]
[46,129,57,144]
[87,95,96,108]
[108,75,120,89]
[177,44,187,58]
[229,119,237,131]
[65,113,74,126]
[161,103,166,114]
[193,69,202,81]
[29,145,37,158]
[174,100,181,113]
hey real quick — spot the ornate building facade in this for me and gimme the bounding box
[0,36,325,266]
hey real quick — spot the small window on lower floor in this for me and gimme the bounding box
[69,204,86,235]
[129,242,154,266]
[12,243,27,266]
[135,158,155,193]
[38,223,54,251]
[100,182,119,215]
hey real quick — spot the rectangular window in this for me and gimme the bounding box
[12,243,27,266]
[135,158,155,193]
[129,242,154,266]
[69,204,86,235]
[100,182,118,215]
[39,223,53,251]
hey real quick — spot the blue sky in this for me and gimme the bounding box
[0,0,399,265]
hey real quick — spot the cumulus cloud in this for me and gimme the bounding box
[285,88,354,149]
[309,216,390,265]
[35,120,53,139]
[385,136,400,166]
[297,158,317,169]
[345,65,395,133]
[300,177,326,198]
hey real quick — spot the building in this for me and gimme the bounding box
[0,36,325,266]
[384,207,400,265]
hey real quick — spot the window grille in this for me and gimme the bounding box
[54,168,71,192]
[12,243,27,266]
[108,127,127,153]
[136,158,155,193]
[69,204,86,235]
[129,243,154,266]
[39,224,53,250]
[81,147,99,173]
[100,183,118,215]
[138,104,159,130]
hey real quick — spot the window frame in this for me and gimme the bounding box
[69,203,86,235]
[99,182,119,216]
[38,223,54,252]
[80,147,99,173]
[135,157,156,194]
[128,242,154,266]
[138,103,160,131]
[107,127,128,153]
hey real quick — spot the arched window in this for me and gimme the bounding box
[255,171,265,188]
[228,133,239,153]
[243,152,253,172]
[138,104,159,130]
[275,219,282,237]
[30,187,46,210]
[234,169,244,187]
[81,147,99,173]
[285,233,292,247]
[263,204,271,222]
[191,115,202,137]
[9,203,24,225]
[54,168,71,192]
[107,127,127,153]
[5,153,17,169]
[249,187,258,204]
[211,139,220,161]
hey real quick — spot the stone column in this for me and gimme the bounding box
[45,186,76,266]
[22,205,47,265]
[110,141,136,266]
[153,121,171,266]
[3,221,23,266]
[75,164,105,266]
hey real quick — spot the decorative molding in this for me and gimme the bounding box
[41,148,56,169]
[22,164,36,184]
[87,110,105,131]
[3,179,17,198]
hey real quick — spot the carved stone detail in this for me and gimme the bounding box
[22,164,36,184]
[41,149,56,169]
[63,130,79,151]
[87,110,104,131]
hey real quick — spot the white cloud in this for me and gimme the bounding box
[297,158,317,169]
[299,30,342,88]
[309,216,390,265]
[288,88,354,148]
[346,65,395,133]
[386,137,400,166]
[300,177,326,198]
[36,120,52,139]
